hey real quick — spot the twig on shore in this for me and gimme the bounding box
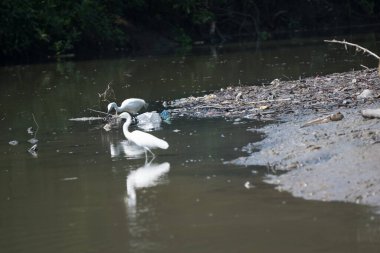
[324,39,380,60]
[360,64,370,70]
[301,112,344,128]
[245,98,294,104]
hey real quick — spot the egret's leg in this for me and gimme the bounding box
[144,149,148,164]
[145,147,156,158]
[150,156,155,164]
[144,156,154,166]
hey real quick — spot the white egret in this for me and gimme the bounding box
[107,98,147,114]
[119,112,169,159]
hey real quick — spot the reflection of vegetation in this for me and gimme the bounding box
[1,0,379,59]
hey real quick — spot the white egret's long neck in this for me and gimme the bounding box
[122,115,133,138]
[115,104,122,113]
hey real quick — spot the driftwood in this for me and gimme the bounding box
[325,39,380,76]
[361,108,380,119]
[324,39,380,60]
[69,117,105,122]
[301,112,344,128]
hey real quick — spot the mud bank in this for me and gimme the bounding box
[233,107,380,207]
[170,68,380,207]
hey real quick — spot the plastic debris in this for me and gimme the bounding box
[27,127,34,135]
[160,110,170,121]
[28,138,38,144]
[259,105,270,110]
[244,181,254,189]
[9,140,18,146]
[136,111,162,131]
[235,92,243,100]
[103,123,112,131]
[61,177,78,181]
[28,144,38,158]
[357,89,374,99]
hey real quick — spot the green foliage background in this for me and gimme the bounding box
[1,0,379,58]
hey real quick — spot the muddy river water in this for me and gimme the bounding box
[1,35,380,252]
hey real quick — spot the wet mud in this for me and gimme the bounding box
[169,68,380,207]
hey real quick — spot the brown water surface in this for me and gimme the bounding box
[0,35,380,252]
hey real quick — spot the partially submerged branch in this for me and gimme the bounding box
[87,108,113,116]
[324,39,380,60]
[32,113,39,138]
[98,82,116,102]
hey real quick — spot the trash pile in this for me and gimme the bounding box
[169,68,380,121]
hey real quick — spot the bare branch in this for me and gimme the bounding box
[324,39,380,60]
[32,113,39,138]
[98,81,116,102]
[87,108,113,116]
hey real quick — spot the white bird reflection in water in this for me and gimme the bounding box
[126,161,170,207]
[110,140,145,159]
[125,161,170,252]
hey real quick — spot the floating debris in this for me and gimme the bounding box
[136,111,162,131]
[28,144,38,158]
[27,127,34,135]
[8,140,18,146]
[61,177,79,181]
[160,110,171,122]
[28,138,38,144]
[69,117,104,121]
[244,181,254,189]
[103,123,112,131]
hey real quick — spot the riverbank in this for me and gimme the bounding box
[169,68,380,207]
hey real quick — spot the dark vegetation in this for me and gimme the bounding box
[1,0,380,60]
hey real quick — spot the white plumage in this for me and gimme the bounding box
[119,112,169,159]
[107,98,147,114]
